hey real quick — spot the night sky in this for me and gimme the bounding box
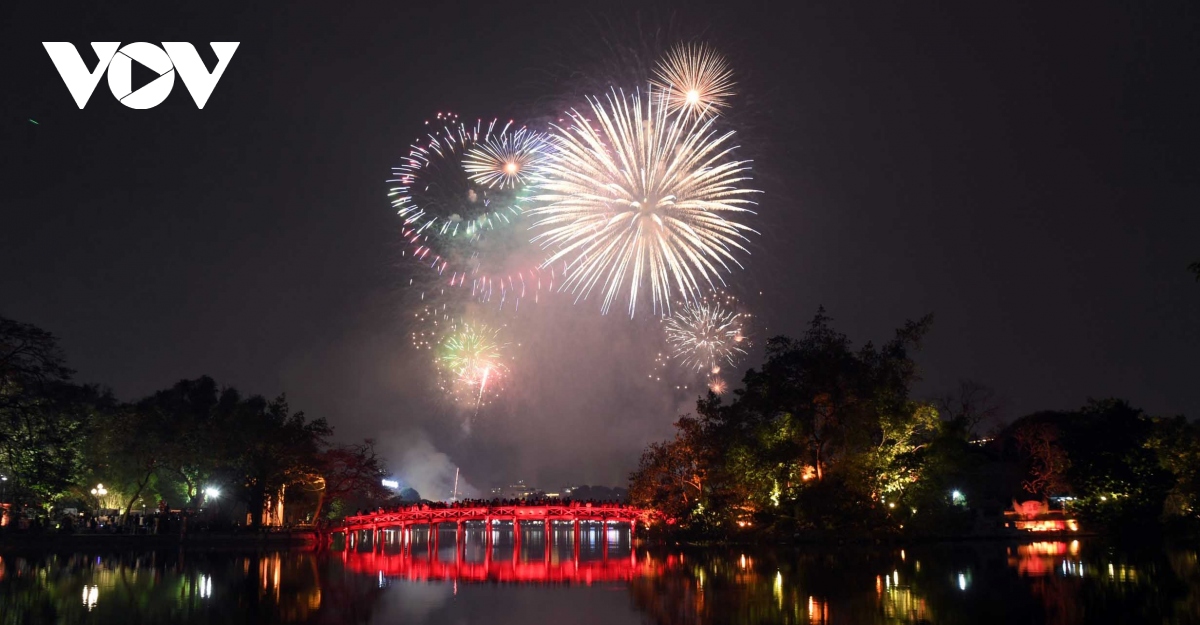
[2,1,1197,497]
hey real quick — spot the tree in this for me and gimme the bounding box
[82,401,169,520]
[1011,420,1071,497]
[307,440,388,522]
[629,415,713,526]
[1060,399,1173,527]
[0,317,108,511]
[1149,416,1200,521]
[136,377,231,509]
[1189,261,1199,281]
[936,380,1003,439]
[232,394,331,527]
[630,308,937,536]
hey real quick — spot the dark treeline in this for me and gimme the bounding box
[0,316,389,530]
[629,308,1200,540]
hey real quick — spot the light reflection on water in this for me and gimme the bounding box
[1,533,1199,624]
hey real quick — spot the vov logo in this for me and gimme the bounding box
[42,42,239,109]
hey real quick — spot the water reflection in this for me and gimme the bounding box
[0,536,1198,624]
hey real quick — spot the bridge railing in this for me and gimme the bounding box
[333,503,651,531]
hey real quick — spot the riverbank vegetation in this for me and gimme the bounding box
[628,309,1200,541]
[0,316,388,529]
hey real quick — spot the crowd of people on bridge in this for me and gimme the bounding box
[354,497,632,517]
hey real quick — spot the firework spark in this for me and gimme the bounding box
[529,87,758,317]
[707,376,727,395]
[388,115,526,240]
[651,43,735,119]
[435,322,512,405]
[464,124,548,189]
[664,297,748,372]
[410,302,451,350]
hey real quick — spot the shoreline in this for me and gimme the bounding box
[0,530,319,552]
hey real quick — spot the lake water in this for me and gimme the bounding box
[2,527,1198,624]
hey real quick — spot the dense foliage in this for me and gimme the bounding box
[0,316,387,528]
[630,309,1200,539]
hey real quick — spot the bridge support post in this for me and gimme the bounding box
[630,519,637,544]
[453,518,463,559]
[513,517,521,555]
[427,523,435,560]
[431,522,439,557]
[485,517,492,555]
[602,520,609,561]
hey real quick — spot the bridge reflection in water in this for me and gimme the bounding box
[333,522,663,584]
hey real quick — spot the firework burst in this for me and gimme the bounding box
[651,43,735,119]
[706,376,727,395]
[396,115,555,311]
[664,296,748,372]
[529,87,759,317]
[464,125,548,189]
[435,322,512,406]
[389,114,528,240]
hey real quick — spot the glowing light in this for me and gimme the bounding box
[82,585,98,611]
[664,295,749,371]
[707,377,727,395]
[530,87,758,316]
[397,116,555,312]
[436,322,512,406]
[204,487,220,499]
[651,43,735,118]
[382,479,399,489]
[389,115,531,240]
[463,124,547,189]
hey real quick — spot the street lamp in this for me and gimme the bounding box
[91,483,107,497]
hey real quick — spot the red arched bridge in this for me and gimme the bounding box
[327,502,652,556]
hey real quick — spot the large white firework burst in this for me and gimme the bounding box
[651,43,735,119]
[664,297,748,373]
[529,87,758,317]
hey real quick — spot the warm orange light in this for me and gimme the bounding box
[686,90,700,105]
[504,162,518,175]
